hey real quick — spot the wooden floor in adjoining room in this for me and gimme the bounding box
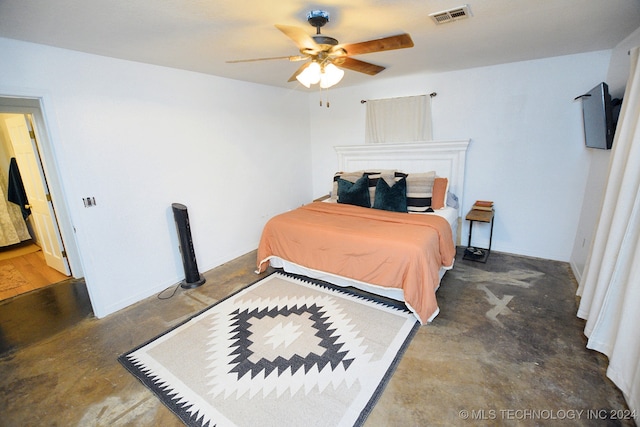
[0,243,69,301]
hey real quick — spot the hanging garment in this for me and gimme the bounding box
[7,157,30,219]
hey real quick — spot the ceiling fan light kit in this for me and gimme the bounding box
[226,9,414,96]
[320,63,345,88]
[296,61,345,89]
[296,62,321,87]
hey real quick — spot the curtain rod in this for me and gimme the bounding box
[360,92,437,103]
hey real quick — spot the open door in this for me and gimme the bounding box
[4,114,71,276]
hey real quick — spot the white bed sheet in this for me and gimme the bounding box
[265,206,458,314]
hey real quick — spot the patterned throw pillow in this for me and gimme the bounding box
[402,171,436,212]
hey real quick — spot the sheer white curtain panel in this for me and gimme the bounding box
[576,46,640,416]
[365,95,432,143]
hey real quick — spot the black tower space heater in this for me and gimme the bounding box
[172,203,205,289]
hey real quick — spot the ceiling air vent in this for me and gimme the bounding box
[429,5,472,25]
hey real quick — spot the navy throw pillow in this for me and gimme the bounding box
[373,177,407,213]
[337,175,371,208]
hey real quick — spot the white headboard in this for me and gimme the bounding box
[334,140,470,219]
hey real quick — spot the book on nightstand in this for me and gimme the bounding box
[472,200,494,211]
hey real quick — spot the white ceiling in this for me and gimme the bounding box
[1,0,639,89]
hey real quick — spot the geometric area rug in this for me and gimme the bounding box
[0,264,31,292]
[119,272,419,427]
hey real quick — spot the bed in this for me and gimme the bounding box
[257,140,470,324]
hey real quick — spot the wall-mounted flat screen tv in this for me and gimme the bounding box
[578,82,622,150]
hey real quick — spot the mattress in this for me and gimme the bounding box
[265,206,458,319]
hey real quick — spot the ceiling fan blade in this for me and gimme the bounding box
[339,33,414,56]
[337,57,385,76]
[287,62,311,82]
[275,24,320,54]
[226,55,307,63]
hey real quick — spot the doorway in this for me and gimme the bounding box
[0,96,81,301]
[0,241,69,300]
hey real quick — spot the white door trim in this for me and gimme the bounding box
[0,94,83,279]
[5,114,71,275]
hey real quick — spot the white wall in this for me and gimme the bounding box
[309,51,612,262]
[0,33,626,317]
[570,27,640,281]
[0,37,311,318]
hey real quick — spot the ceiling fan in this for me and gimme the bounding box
[227,10,414,89]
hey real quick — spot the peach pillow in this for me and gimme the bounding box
[431,177,448,209]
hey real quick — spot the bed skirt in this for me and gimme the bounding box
[259,256,452,323]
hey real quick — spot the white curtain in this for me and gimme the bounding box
[365,95,432,143]
[576,46,640,415]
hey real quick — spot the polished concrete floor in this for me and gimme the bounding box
[0,249,635,426]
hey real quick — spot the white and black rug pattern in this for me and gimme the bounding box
[119,272,419,427]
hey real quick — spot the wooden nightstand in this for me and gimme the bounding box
[463,208,495,262]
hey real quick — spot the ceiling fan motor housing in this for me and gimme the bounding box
[312,35,338,47]
[307,10,329,30]
[307,10,338,49]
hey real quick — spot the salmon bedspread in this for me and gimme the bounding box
[257,202,456,324]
